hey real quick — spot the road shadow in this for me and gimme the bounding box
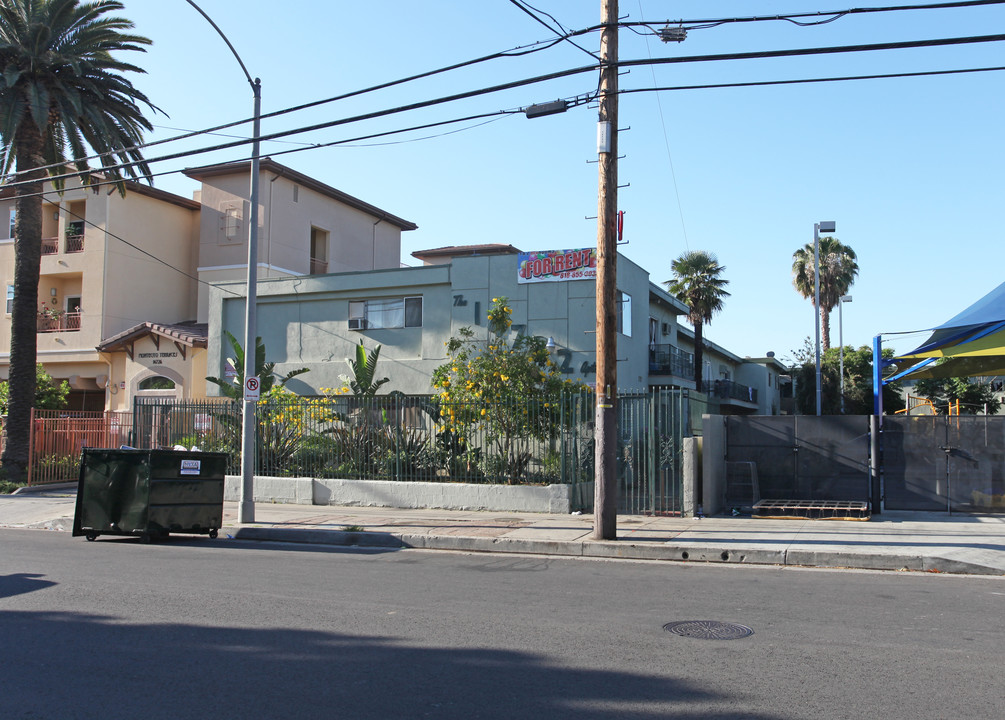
[0,573,57,599]
[0,609,785,720]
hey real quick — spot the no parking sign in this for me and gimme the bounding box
[244,376,261,401]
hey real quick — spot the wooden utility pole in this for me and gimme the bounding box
[594,0,618,541]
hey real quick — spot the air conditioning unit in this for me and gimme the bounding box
[348,317,367,330]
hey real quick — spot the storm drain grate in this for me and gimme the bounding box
[663,620,753,640]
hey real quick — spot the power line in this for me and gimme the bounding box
[618,64,1005,95]
[1,28,582,182]
[7,1,1002,182]
[507,0,599,60]
[7,32,1005,192]
[636,0,689,252]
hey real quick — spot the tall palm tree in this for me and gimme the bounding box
[0,0,157,482]
[666,250,730,391]
[791,237,858,352]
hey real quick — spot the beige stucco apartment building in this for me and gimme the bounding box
[0,159,416,411]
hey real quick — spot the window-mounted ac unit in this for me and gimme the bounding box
[348,318,367,330]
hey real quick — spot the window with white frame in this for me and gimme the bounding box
[8,209,15,239]
[617,290,632,336]
[6,285,13,314]
[349,297,422,330]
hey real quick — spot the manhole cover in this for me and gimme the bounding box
[663,620,753,640]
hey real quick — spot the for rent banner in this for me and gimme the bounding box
[517,248,597,283]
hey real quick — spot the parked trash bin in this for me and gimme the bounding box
[72,448,227,542]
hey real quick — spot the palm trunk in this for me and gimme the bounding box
[693,321,704,391]
[1,122,46,483]
[821,307,832,353]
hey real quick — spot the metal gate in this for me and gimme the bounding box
[724,415,871,502]
[882,415,1005,512]
[617,388,694,516]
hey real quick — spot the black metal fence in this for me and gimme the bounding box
[132,388,698,515]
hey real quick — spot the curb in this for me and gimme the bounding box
[220,525,1005,575]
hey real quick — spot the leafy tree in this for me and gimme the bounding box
[665,250,730,390]
[0,0,159,482]
[431,297,584,483]
[914,376,1001,415]
[206,331,308,399]
[791,237,858,352]
[0,363,69,414]
[792,345,904,415]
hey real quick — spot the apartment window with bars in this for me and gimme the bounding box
[348,297,422,330]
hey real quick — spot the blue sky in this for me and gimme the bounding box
[119,1,1005,361]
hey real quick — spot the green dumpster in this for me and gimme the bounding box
[72,448,227,542]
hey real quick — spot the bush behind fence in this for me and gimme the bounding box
[133,392,599,486]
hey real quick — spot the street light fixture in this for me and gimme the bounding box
[184,0,261,524]
[839,294,852,414]
[814,220,836,416]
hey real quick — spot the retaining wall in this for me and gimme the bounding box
[224,475,592,514]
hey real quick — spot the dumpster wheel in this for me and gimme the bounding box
[85,532,97,542]
[209,529,218,539]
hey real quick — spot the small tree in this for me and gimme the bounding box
[431,297,583,483]
[206,331,308,399]
[0,363,69,414]
[914,376,1001,415]
[205,332,309,474]
[792,345,904,415]
[339,341,389,397]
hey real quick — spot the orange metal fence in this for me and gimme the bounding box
[27,410,134,486]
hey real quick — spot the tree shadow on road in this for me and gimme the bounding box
[0,609,783,720]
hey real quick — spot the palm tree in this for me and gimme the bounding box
[0,0,158,482]
[791,237,858,352]
[666,250,730,391]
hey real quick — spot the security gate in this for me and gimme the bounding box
[617,389,694,516]
[724,416,871,502]
[882,415,1005,512]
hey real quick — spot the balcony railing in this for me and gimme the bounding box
[37,311,82,333]
[65,234,84,253]
[309,257,328,274]
[703,379,757,404]
[41,237,58,255]
[649,343,695,379]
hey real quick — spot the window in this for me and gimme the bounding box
[8,208,15,239]
[6,285,13,314]
[349,297,422,330]
[616,290,632,336]
[139,376,176,390]
[220,203,243,243]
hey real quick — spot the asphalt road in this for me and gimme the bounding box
[1,529,1003,720]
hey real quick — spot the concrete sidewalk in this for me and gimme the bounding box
[3,486,1004,576]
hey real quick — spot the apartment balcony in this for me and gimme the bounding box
[649,343,695,380]
[39,234,84,255]
[309,257,328,274]
[703,379,758,406]
[37,311,82,333]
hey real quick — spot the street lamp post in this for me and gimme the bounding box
[839,294,852,414]
[814,220,836,416]
[184,1,261,524]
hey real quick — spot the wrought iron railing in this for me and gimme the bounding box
[704,379,757,404]
[649,343,694,379]
[37,311,82,332]
[65,233,84,253]
[41,237,59,255]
